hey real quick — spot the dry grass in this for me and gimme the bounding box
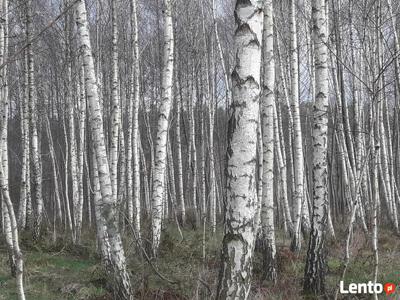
[0,224,399,299]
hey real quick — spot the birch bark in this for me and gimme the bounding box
[273,102,292,234]
[261,0,277,282]
[209,2,217,233]
[18,59,30,229]
[175,83,186,224]
[68,77,79,242]
[289,0,305,252]
[188,81,199,224]
[217,1,263,298]
[78,65,86,234]
[131,0,141,238]
[0,0,25,295]
[75,0,133,297]
[27,0,43,238]
[304,0,330,294]
[151,0,174,255]
[110,0,120,200]
[45,117,63,228]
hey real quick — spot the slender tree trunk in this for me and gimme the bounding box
[304,0,329,294]
[371,107,379,300]
[256,117,263,233]
[167,135,181,235]
[275,100,293,233]
[289,0,305,252]
[1,7,14,267]
[131,0,141,238]
[216,1,263,298]
[0,0,25,295]
[18,57,30,229]
[62,114,73,235]
[273,102,291,234]
[69,76,80,243]
[91,145,111,268]
[200,101,207,229]
[27,0,43,239]
[140,136,151,216]
[261,0,277,282]
[276,38,295,235]
[45,117,63,228]
[175,83,186,225]
[151,0,174,255]
[110,0,120,200]
[78,65,86,234]
[209,1,218,234]
[188,80,199,225]
[75,0,133,298]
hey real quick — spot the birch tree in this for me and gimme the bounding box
[45,116,63,234]
[18,58,30,229]
[175,82,186,224]
[188,80,199,225]
[151,0,174,255]
[75,0,133,297]
[110,0,120,200]
[0,0,25,296]
[216,0,263,298]
[289,0,305,252]
[77,65,86,234]
[261,0,277,282]
[131,0,141,238]
[68,70,80,242]
[209,1,217,234]
[304,0,330,294]
[27,0,44,238]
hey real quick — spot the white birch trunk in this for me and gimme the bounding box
[45,117,63,226]
[0,0,25,294]
[217,1,263,298]
[209,22,217,235]
[75,0,133,298]
[289,0,305,252]
[200,104,206,225]
[18,60,30,229]
[304,0,329,294]
[276,39,296,234]
[175,86,186,224]
[274,100,294,233]
[62,115,73,235]
[371,109,379,300]
[27,0,43,238]
[151,0,174,255]
[261,0,277,282]
[189,82,199,224]
[68,80,80,242]
[91,146,111,267]
[131,0,141,238]
[110,0,120,200]
[78,65,86,234]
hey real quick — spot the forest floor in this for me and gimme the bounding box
[0,223,399,300]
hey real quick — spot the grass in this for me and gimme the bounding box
[0,231,108,300]
[0,224,399,299]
